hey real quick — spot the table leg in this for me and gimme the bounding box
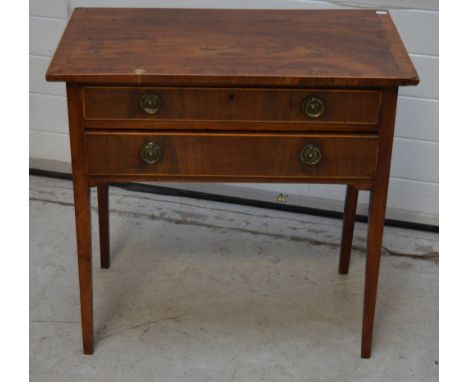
[338,185,358,274]
[361,184,388,358]
[72,180,94,354]
[97,184,110,269]
[360,87,397,358]
[67,84,94,354]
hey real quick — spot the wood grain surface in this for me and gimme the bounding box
[46,8,418,87]
[85,132,379,180]
[83,87,382,125]
[66,84,94,354]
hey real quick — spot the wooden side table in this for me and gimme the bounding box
[46,8,418,358]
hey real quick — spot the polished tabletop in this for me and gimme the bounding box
[46,8,418,87]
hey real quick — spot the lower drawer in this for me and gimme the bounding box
[85,132,378,180]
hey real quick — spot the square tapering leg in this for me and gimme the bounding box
[97,184,110,269]
[67,85,94,354]
[72,182,94,354]
[361,186,388,358]
[339,185,359,274]
[361,87,398,358]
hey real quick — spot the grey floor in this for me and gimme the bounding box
[30,175,438,382]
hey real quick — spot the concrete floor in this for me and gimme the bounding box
[30,175,438,382]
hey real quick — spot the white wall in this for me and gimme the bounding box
[29,0,439,225]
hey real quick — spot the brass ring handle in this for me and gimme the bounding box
[300,144,322,165]
[140,142,162,164]
[302,96,325,118]
[140,93,162,115]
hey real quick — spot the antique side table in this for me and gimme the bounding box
[46,8,418,358]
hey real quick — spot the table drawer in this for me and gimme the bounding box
[83,87,381,125]
[86,132,378,180]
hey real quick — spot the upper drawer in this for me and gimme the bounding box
[83,87,382,125]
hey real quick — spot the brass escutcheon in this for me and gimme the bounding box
[301,96,325,118]
[140,93,162,115]
[140,142,162,164]
[300,144,322,165]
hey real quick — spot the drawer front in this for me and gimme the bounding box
[83,87,381,125]
[86,132,378,180]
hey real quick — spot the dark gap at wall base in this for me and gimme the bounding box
[29,168,439,233]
